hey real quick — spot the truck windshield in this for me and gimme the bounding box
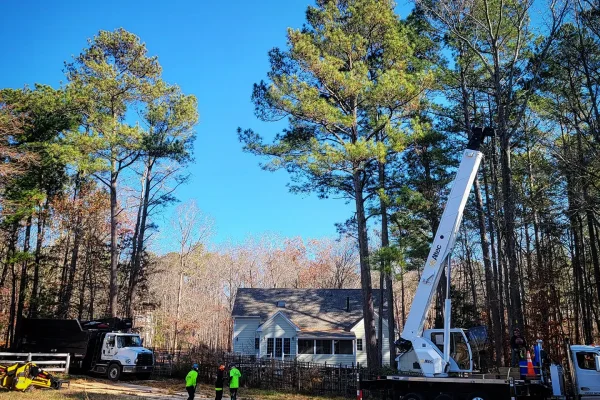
[117,335,142,348]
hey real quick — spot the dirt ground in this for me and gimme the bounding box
[0,376,347,400]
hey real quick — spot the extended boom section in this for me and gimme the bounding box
[398,127,492,377]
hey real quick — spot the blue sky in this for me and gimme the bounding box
[0,0,414,249]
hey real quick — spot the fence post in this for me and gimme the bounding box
[66,354,71,375]
[356,363,362,400]
[27,353,32,362]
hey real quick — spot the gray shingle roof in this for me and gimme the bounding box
[232,288,382,332]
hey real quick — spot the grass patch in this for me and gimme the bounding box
[0,376,347,400]
[0,389,137,400]
[143,378,348,400]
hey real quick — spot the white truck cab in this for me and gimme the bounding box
[396,328,473,374]
[569,345,600,397]
[100,333,153,380]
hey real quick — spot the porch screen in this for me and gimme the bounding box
[298,339,314,354]
[316,339,332,354]
[334,340,353,354]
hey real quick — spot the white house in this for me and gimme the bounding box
[231,288,393,367]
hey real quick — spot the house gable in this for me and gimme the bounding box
[258,312,299,358]
[257,311,300,333]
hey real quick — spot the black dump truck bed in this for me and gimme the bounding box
[18,319,89,357]
[17,318,132,359]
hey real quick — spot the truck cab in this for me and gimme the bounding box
[570,345,600,398]
[396,328,473,374]
[97,333,154,380]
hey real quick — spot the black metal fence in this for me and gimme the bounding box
[151,349,379,398]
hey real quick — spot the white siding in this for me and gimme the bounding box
[297,353,355,367]
[259,313,297,358]
[233,317,260,355]
[351,315,391,367]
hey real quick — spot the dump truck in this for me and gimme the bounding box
[17,317,154,381]
[358,127,600,400]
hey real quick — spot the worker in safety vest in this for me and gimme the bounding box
[229,363,242,400]
[215,364,225,400]
[185,363,199,400]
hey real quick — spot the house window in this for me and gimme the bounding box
[357,339,363,351]
[316,340,332,354]
[576,352,597,370]
[299,339,314,354]
[276,338,283,357]
[284,338,291,355]
[334,340,353,354]
[255,338,260,350]
[267,338,274,357]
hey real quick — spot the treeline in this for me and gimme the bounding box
[238,0,600,368]
[0,28,198,347]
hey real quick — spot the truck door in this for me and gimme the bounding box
[426,329,472,372]
[574,350,600,396]
[102,334,118,360]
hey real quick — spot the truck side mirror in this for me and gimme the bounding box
[595,355,600,372]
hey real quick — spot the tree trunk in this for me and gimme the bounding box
[173,268,184,352]
[586,210,600,307]
[500,134,524,332]
[7,263,17,347]
[526,145,549,339]
[353,168,378,368]
[109,158,119,318]
[474,176,504,364]
[14,217,32,347]
[127,157,155,318]
[59,193,83,319]
[577,214,593,344]
[29,200,47,318]
[378,158,396,366]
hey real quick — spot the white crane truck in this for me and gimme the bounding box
[358,127,600,400]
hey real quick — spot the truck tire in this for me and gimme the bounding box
[403,392,426,400]
[107,364,121,381]
[466,393,488,400]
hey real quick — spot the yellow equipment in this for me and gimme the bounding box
[0,362,67,391]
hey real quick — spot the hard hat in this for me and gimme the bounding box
[192,363,199,370]
[219,365,225,370]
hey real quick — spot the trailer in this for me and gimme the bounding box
[17,318,154,381]
[359,127,600,400]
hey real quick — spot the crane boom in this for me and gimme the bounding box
[398,127,493,377]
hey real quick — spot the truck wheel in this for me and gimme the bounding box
[466,393,487,400]
[403,392,426,400]
[107,364,121,381]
